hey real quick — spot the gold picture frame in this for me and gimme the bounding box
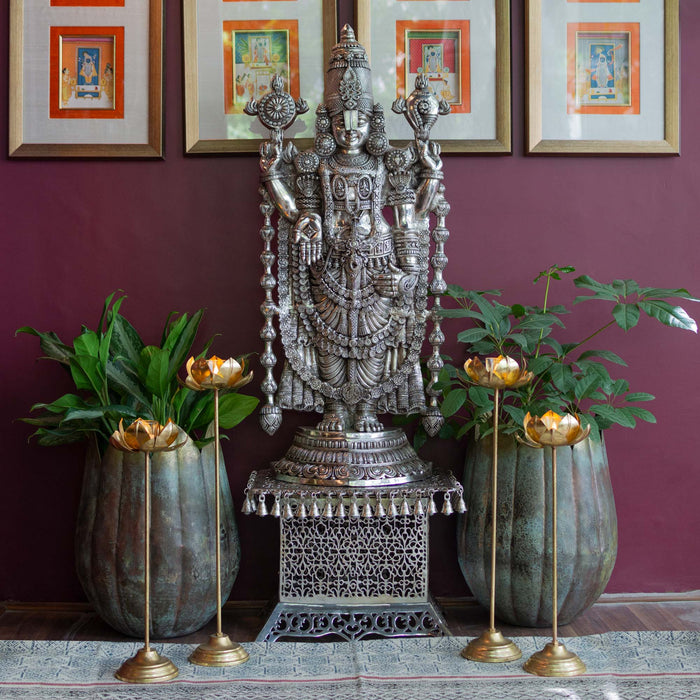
[526,0,679,155]
[355,0,511,154]
[9,0,163,158]
[183,0,338,154]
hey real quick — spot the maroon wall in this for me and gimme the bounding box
[2,2,699,604]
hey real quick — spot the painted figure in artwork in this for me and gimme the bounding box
[61,67,73,106]
[102,62,114,102]
[80,52,97,84]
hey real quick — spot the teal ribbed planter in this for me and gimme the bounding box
[457,434,617,627]
[75,436,240,638]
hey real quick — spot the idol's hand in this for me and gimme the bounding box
[416,138,442,173]
[293,213,323,265]
[374,264,417,298]
[260,137,283,177]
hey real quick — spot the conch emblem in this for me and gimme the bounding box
[392,73,450,142]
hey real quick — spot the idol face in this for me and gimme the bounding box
[331,112,370,152]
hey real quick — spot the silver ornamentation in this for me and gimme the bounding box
[248,25,451,487]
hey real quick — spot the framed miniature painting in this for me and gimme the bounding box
[184,0,337,153]
[526,0,679,154]
[355,0,511,154]
[9,0,163,158]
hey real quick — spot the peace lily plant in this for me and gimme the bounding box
[434,265,698,443]
[18,293,258,452]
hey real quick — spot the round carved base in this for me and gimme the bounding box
[273,427,432,486]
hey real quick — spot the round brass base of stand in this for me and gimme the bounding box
[115,647,179,683]
[461,629,522,663]
[523,641,586,677]
[189,633,250,667]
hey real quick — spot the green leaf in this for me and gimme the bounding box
[527,356,555,375]
[30,427,88,447]
[97,291,118,334]
[611,279,640,297]
[574,374,603,401]
[576,349,627,366]
[501,403,525,426]
[638,300,698,332]
[612,303,640,331]
[215,394,258,429]
[166,309,205,378]
[468,385,491,408]
[62,405,137,425]
[16,327,74,364]
[106,360,151,406]
[624,392,655,402]
[457,328,490,344]
[591,404,636,428]
[550,363,574,392]
[69,354,104,396]
[638,286,699,302]
[99,294,125,368]
[183,392,215,433]
[439,308,486,321]
[626,406,656,423]
[162,313,189,354]
[30,394,88,414]
[142,347,171,398]
[73,330,100,358]
[573,275,620,301]
[511,304,526,318]
[445,284,470,299]
[610,378,630,396]
[110,314,145,367]
[517,314,561,330]
[441,388,467,418]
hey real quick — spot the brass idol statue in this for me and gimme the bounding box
[247,25,451,486]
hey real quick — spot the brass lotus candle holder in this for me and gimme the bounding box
[519,411,590,677]
[186,355,252,667]
[111,418,186,684]
[461,356,532,664]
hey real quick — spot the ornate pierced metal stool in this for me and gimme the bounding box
[243,469,464,642]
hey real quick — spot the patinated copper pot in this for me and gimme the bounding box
[75,435,240,638]
[458,434,617,627]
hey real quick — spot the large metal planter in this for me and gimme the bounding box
[75,436,240,638]
[458,433,617,627]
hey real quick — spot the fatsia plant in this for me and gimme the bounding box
[17,293,258,451]
[435,265,698,442]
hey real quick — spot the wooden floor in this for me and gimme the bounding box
[1,595,699,643]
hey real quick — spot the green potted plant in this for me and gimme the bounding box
[17,293,259,638]
[436,266,697,627]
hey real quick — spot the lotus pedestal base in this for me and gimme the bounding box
[524,641,586,677]
[115,647,178,683]
[461,629,522,663]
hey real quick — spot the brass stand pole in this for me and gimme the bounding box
[462,388,521,663]
[214,388,223,636]
[523,445,586,677]
[189,388,250,667]
[144,452,151,654]
[551,446,559,646]
[115,452,178,683]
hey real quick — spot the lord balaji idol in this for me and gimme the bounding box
[247,25,451,487]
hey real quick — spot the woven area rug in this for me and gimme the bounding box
[1,631,699,699]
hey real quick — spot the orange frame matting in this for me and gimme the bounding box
[395,19,471,115]
[567,22,640,115]
[222,19,300,116]
[49,25,125,119]
[51,1,125,6]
